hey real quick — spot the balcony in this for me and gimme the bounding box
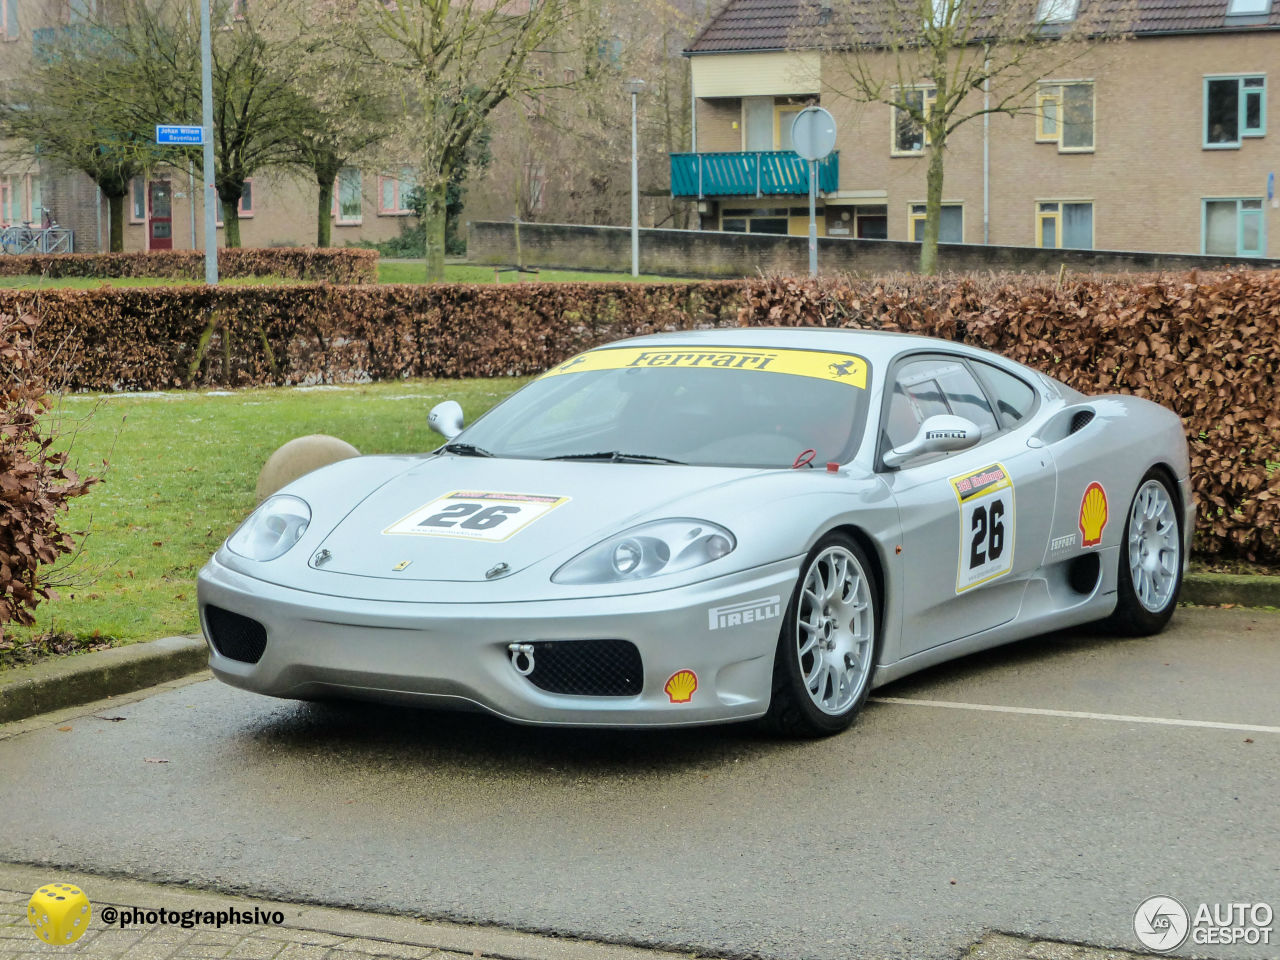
[670,151,839,199]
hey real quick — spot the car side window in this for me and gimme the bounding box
[883,357,999,451]
[973,361,1038,427]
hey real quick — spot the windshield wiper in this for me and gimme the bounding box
[441,442,494,458]
[544,451,684,465]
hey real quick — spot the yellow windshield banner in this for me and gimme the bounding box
[541,347,868,388]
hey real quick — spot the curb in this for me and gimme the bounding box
[0,635,207,725]
[1182,572,1280,608]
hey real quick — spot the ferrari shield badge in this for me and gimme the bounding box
[950,463,1015,593]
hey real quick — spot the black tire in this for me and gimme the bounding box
[1101,469,1184,636]
[763,532,881,738]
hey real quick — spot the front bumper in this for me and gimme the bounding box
[196,556,801,727]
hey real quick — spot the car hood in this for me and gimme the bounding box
[311,454,770,582]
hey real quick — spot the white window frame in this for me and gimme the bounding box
[1036,0,1079,23]
[333,167,363,225]
[1226,0,1271,15]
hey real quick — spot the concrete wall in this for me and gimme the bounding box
[468,219,1280,278]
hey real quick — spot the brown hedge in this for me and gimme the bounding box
[1,270,1277,563]
[0,315,98,631]
[0,248,378,284]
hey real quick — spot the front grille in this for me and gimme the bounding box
[205,606,268,664]
[524,639,643,697]
[1069,409,1095,434]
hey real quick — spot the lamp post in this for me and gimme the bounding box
[199,0,217,284]
[626,78,645,278]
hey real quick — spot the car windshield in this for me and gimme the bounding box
[450,346,873,469]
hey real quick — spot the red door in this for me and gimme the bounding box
[148,180,173,250]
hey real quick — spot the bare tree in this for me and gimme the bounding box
[0,24,175,250]
[805,0,1131,273]
[343,0,575,281]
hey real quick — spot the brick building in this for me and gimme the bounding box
[671,0,1279,258]
[0,0,415,253]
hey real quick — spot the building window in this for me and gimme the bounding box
[214,180,252,225]
[1226,0,1271,15]
[334,167,362,224]
[1205,76,1266,147]
[1203,198,1265,257]
[909,203,963,243]
[1036,82,1093,151]
[523,163,547,214]
[3,0,19,39]
[1036,201,1093,249]
[1036,0,1079,22]
[378,167,415,215]
[721,207,790,235]
[892,87,936,156]
[0,173,44,224]
[129,176,146,222]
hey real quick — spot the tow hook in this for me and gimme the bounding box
[507,642,535,676]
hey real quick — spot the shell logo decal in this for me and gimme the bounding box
[664,669,698,704]
[1079,482,1109,547]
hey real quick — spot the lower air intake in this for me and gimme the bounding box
[524,639,643,697]
[205,606,268,664]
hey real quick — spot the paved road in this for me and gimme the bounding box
[0,608,1276,960]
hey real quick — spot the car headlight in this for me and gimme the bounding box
[552,519,735,584]
[226,495,311,562]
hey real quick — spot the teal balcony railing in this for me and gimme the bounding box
[670,151,839,199]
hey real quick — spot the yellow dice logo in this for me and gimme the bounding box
[28,883,92,944]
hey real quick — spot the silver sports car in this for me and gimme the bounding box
[198,328,1193,736]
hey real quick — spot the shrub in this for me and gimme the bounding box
[0,248,378,284]
[0,314,98,632]
[2,270,1279,563]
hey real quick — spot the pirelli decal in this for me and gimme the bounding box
[542,347,868,388]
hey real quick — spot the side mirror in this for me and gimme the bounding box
[428,400,465,439]
[883,414,980,468]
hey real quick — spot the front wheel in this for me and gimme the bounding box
[763,533,880,738]
[1103,470,1184,636]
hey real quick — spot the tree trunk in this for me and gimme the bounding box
[107,191,126,252]
[920,131,946,276]
[316,177,334,248]
[423,180,447,282]
[221,199,241,248]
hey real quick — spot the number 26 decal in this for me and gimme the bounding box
[968,500,1006,568]
[951,464,1015,592]
[419,503,521,531]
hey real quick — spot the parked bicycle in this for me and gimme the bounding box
[0,219,73,254]
[0,221,42,255]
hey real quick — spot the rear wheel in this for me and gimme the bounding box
[1103,470,1183,636]
[764,533,880,738]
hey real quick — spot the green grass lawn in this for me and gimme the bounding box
[377,261,691,284]
[4,378,527,660]
[0,263,691,289]
[0,274,306,290]
[0,264,690,289]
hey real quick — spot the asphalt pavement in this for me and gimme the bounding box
[0,607,1275,960]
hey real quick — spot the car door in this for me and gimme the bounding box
[878,354,1057,656]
